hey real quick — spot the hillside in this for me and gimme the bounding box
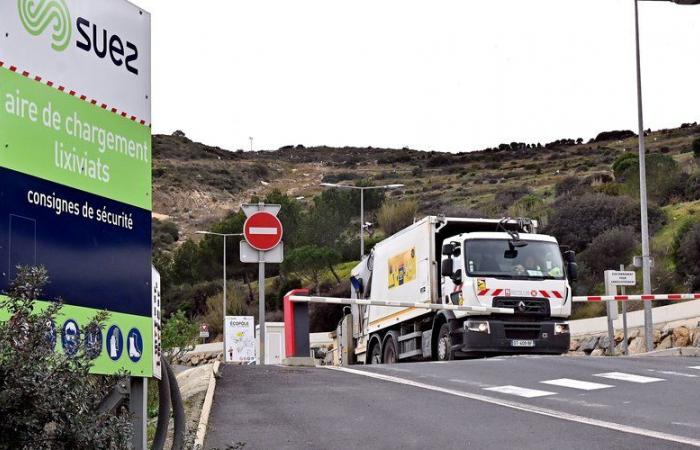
[153,123,700,237]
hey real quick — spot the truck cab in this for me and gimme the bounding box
[439,231,575,358]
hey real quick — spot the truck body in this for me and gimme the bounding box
[348,216,575,364]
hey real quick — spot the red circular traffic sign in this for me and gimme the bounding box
[243,211,283,251]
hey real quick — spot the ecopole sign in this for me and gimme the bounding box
[240,204,283,365]
[0,0,153,377]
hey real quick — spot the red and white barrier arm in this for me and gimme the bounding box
[288,295,515,315]
[573,293,700,303]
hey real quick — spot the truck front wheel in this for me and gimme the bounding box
[437,323,454,361]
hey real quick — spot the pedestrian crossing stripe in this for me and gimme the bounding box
[594,372,664,384]
[484,385,556,398]
[541,378,613,391]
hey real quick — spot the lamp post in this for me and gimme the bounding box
[196,231,243,359]
[634,0,700,352]
[320,183,404,258]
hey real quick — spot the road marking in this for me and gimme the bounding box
[249,227,278,235]
[328,367,700,448]
[541,378,613,391]
[594,372,664,384]
[689,366,700,370]
[647,369,697,378]
[484,385,556,398]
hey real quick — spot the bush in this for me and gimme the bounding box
[554,176,590,198]
[578,227,638,276]
[162,310,199,363]
[0,267,132,449]
[615,153,684,205]
[508,195,550,225]
[693,137,700,157]
[545,194,665,253]
[684,173,700,201]
[672,222,700,290]
[494,186,532,211]
[377,199,418,235]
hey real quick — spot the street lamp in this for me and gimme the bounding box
[195,231,243,358]
[635,0,699,352]
[320,183,405,258]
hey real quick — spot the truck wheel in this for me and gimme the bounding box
[383,335,398,364]
[369,342,382,364]
[437,323,454,361]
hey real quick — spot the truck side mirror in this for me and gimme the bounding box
[442,243,454,256]
[441,259,453,277]
[567,262,578,281]
[563,250,576,264]
[452,246,461,257]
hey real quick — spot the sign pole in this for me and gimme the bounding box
[604,270,616,356]
[129,377,147,450]
[223,236,227,362]
[259,257,266,365]
[620,264,629,356]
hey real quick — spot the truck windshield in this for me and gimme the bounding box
[464,239,565,280]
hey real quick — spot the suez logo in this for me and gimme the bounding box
[17,0,140,75]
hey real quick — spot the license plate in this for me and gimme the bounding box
[511,339,535,348]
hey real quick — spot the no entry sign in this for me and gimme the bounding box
[244,211,283,251]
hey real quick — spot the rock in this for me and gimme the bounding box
[614,331,624,343]
[673,326,691,347]
[656,335,673,350]
[569,340,580,352]
[693,328,700,348]
[653,329,662,344]
[598,335,612,350]
[568,351,587,357]
[191,356,201,366]
[627,337,647,354]
[579,336,599,353]
[590,348,605,357]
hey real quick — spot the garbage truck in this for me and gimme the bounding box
[347,216,577,364]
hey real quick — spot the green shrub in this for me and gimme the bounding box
[0,267,131,449]
[377,199,419,235]
[672,222,700,290]
[692,137,700,157]
[162,310,199,363]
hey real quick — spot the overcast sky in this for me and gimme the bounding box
[134,0,700,153]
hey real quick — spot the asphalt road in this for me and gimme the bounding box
[205,356,700,450]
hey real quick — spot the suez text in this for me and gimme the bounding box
[76,18,139,75]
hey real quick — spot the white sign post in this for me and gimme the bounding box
[241,203,284,365]
[603,270,637,356]
[224,316,256,363]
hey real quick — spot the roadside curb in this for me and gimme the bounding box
[194,360,221,449]
[634,347,700,358]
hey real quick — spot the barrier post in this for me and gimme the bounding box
[620,264,629,356]
[284,289,310,358]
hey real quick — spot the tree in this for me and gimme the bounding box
[545,193,665,253]
[578,227,638,276]
[0,267,131,449]
[693,137,700,158]
[673,222,700,290]
[615,153,683,205]
[282,246,342,293]
[377,199,418,235]
[162,310,199,364]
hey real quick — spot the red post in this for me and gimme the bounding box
[284,288,309,358]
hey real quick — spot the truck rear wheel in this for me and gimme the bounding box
[369,342,382,364]
[437,323,454,361]
[383,334,398,364]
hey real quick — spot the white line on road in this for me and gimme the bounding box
[647,369,698,378]
[484,385,556,398]
[541,378,613,391]
[594,372,665,384]
[249,227,278,235]
[689,366,700,370]
[327,367,700,448]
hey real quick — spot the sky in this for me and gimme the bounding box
[134,0,700,153]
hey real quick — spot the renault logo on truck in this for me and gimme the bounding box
[17,0,72,51]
